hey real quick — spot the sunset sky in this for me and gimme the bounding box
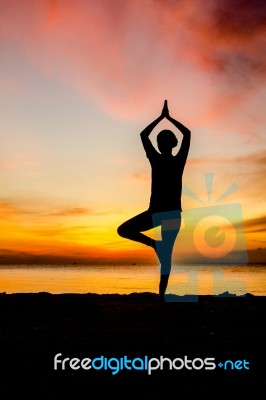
[0,0,265,264]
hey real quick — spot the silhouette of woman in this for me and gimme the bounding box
[117,101,191,299]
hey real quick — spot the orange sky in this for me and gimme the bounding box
[0,0,265,264]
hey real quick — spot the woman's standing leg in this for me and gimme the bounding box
[153,211,182,299]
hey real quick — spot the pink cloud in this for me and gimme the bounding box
[0,157,40,170]
[1,0,265,126]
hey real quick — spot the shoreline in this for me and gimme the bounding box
[0,290,261,297]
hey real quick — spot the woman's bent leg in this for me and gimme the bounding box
[117,210,155,248]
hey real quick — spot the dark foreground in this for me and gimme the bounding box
[0,292,265,398]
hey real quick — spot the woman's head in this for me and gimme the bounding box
[157,130,178,154]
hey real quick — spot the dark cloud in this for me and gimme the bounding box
[0,203,90,219]
[242,215,266,233]
[0,248,98,265]
[50,207,93,216]
[209,0,266,76]
[213,0,266,37]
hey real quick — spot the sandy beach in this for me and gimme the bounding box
[0,292,265,397]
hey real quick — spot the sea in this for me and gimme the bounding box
[0,264,265,296]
